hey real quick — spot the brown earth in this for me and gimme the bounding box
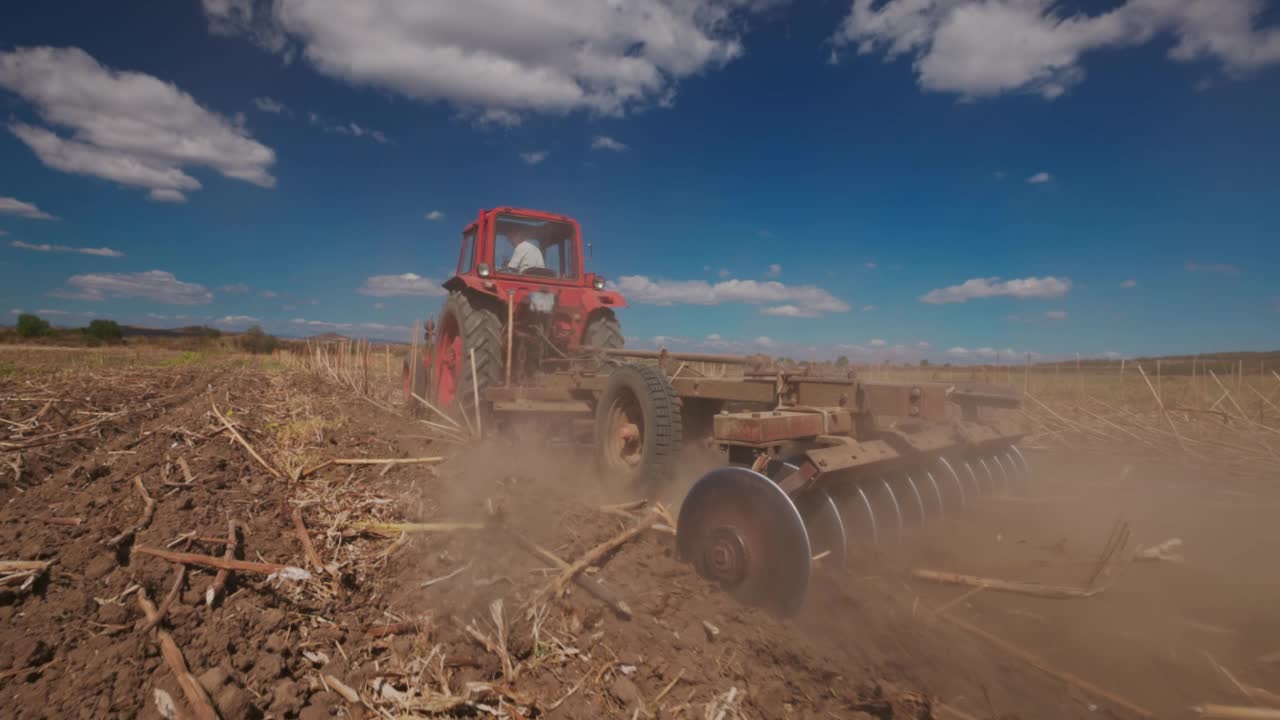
[1,346,1277,719]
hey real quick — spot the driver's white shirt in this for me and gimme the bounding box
[508,240,546,272]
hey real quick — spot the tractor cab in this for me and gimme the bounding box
[453,208,606,289]
[407,207,626,416]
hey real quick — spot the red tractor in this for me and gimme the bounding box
[408,206,1029,616]
[405,208,646,435]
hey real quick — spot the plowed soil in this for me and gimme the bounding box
[2,346,1277,719]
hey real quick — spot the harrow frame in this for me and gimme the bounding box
[481,347,1028,616]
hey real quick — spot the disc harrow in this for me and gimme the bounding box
[676,384,1027,617]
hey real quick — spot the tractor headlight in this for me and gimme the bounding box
[477,263,492,278]
[593,276,606,290]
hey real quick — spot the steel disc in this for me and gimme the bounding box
[854,484,879,546]
[924,471,945,519]
[1011,445,1031,482]
[991,454,1011,491]
[901,474,927,523]
[796,488,847,567]
[978,457,996,493]
[938,457,966,511]
[962,461,982,497]
[879,477,904,543]
[677,466,812,616]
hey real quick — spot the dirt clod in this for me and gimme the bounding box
[269,678,303,716]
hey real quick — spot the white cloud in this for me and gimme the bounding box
[219,283,250,294]
[148,188,188,203]
[0,196,57,220]
[289,318,414,337]
[592,136,628,151]
[652,335,689,346]
[425,210,445,221]
[1044,310,1068,320]
[1120,279,1137,288]
[834,0,1280,100]
[1185,261,1240,275]
[0,47,275,202]
[761,304,818,318]
[10,239,123,257]
[861,305,876,312]
[615,275,851,315]
[51,270,213,304]
[358,273,447,297]
[868,338,887,347]
[946,346,970,356]
[755,336,776,348]
[307,111,390,143]
[254,96,286,113]
[718,268,732,279]
[258,289,278,298]
[215,315,259,326]
[915,341,931,349]
[520,150,549,165]
[864,261,878,269]
[766,263,781,277]
[373,302,385,310]
[1026,171,1052,184]
[919,275,1071,304]
[201,1,774,120]
[975,347,998,358]
[706,333,722,342]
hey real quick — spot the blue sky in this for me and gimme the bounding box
[2,0,1278,363]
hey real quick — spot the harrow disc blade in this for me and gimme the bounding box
[879,477,904,543]
[991,453,1011,491]
[961,461,982,497]
[938,457,966,511]
[796,488,847,567]
[901,474,927,523]
[1010,445,1031,481]
[854,484,879,546]
[924,471,945,519]
[677,466,812,617]
[977,457,996,493]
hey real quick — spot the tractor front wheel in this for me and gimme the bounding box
[433,290,503,423]
[594,364,682,489]
[583,312,623,350]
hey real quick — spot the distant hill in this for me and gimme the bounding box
[120,325,217,338]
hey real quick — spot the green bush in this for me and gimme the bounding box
[203,326,222,340]
[84,319,124,345]
[16,313,51,337]
[239,325,280,354]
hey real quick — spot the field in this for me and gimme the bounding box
[2,344,1279,719]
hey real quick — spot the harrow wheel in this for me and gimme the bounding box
[594,364,682,490]
[677,466,811,617]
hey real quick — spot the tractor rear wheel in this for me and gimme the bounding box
[433,290,503,422]
[583,313,623,350]
[594,364,682,489]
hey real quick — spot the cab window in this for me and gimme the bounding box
[458,228,476,274]
[494,214,577,279]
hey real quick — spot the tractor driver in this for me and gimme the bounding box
[503,227,546,273]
